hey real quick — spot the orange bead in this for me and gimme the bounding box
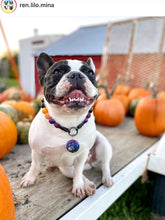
[45,114,51,119]
[42,108,48,114]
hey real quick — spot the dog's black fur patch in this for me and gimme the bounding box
[37,53,97,107]
[43,61,71,99]
[79,64,97,88]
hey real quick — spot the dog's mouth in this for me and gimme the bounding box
[46,89,97,109]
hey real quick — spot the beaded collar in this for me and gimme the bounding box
[41,98,92,153]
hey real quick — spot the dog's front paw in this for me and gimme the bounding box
[72,181,86,198]
[20,173,36,188]
[102,175,114,187]
[84,178,96,196]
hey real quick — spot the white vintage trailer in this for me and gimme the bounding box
[19,32,63,97]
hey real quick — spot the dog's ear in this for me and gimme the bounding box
[87,57,95,73]
[37,53,54,86]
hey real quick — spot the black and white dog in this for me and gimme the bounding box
[21,53,113,197]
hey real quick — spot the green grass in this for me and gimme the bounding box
[99,178,155,220]
[0,77,19,88]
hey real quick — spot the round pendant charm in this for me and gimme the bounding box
[66,140,79,153]
[68,127,78,137]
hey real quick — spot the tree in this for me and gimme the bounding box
[0,51,18,79]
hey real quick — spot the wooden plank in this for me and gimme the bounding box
[61,141,159,220]
[96,117,159,175]
[0,117,159,220]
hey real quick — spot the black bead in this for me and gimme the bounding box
[41,102,45,108]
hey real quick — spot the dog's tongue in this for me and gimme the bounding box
[65,89,87,99]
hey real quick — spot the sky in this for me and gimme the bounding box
[0,16,136,56]
[0,0,165,57]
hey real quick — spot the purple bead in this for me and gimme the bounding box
[87,112,91,118]
[54,122,60,128]
[84,118,88,123]
[49,118,55,124]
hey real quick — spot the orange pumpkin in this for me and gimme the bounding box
[94,99,125,126]
[114,84,131,96]
[93,92,106,109]
[94,88,129,115]
[3,100,35,121]
[135,87,165,137]
[21,90,34,102]
[98,87,112,95]
[2,87,18,99]
[2,87,33,102]
[0,164,15,220]
[157,91,165,99]
[128,88,151,102]
[0,112,17,158]
[111,94,130,115]
[94,84,125,126]
[0,93,7,103]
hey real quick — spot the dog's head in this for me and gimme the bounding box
[37,53,98,112]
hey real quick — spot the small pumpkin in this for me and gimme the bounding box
[2,100,35,121]
[0,104,18,124]
[94,99,125,126]
[3,87,33,102]
[17,120,31,144]
[128,87,151,102]
[0,164,15,220]
[1,87,18,99]
[128,98,141,116]
[0,93,7,103]
[134,85,165,137]
[8,90,22,101]
[31,100,40,115]
[111,94,130,115]
[95,84,129,115]
[114,84,131,96]
[35,93,44,107]
[0,111,17,158]
[21,90,34,102]
[94,86,125,126]
[157,91,165,99]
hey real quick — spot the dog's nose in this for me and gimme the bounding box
[67,72,84,80]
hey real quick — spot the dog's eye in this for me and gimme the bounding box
[54,69,60,74]
[87,70,94,75]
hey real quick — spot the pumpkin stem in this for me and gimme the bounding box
[124,74,134,85]
[98,75,122,99]
[109,75,122,97]
[144,82,150,90]
[150,83,157,98]
[98,85,111,99]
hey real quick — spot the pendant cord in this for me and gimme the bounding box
[41,98,92,136]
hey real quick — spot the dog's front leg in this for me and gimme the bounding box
[95,131,113,187]
[72,152,95,197]
[20,150,43,187]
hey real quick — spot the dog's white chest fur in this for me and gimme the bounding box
[28,109,96,167]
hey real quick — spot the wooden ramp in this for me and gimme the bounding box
[0,117,159,220]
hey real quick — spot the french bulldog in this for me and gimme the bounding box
[20,52,113,197]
